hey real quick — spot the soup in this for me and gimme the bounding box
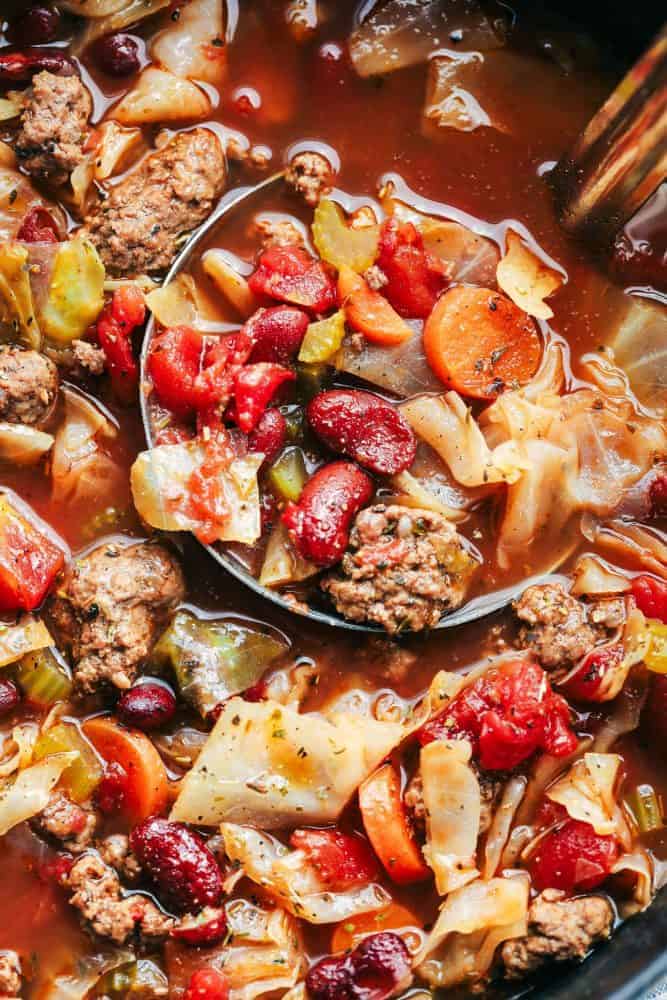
[0,1,665,998]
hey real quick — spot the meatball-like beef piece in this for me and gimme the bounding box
[32,793,98,853]
[66,853,173,945]
[82,128,226,277]
[322,505,479,634]
[0,346,58,425]
[502,889,614,978]
[49,541,185,693]
[285,150,335,206]
[0,950,21,998]
[253,215,305,249]
[16,71,92,185]
[514,583,626,672]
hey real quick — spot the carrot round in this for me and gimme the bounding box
[358,763,431,885]
[338,265,412,346]
[423,285,542,399]
[330,899,421,954]
[83,716,170,823]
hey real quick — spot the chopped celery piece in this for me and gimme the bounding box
[16,648,73,706]
[630,783,664,833]
[152,610,288,716]
[94,959,168,998]
[312,199,380,272]
[296,362,332,403]
[298,309,346,364]
[33,721,103,803]
[267,446,307,503]
[646,620,667,674]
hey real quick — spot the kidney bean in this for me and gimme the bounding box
[95,761,128,815]
[247,407,287,466]
[0,679,20,717]
[282,461,373,567]
[245,305,309,365]
[6,6,61,46]
[0,48,75,81]
[171,906,227,946]
[117,680,177,731]
[91,33,141,78]
[307,389,416,475]
[306,932,411,1000]
[130,817,223,914]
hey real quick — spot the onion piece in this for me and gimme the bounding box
[112,68,211,126]
[421,738,480,896]
[496,230,564,320]
[0,97,21,122]
[423,52,494,134]
[611,849,654,917]
[583,519,667,581]
[482,775,527,879]
[221,823,390,924]
[151,0,227,86]
[146,273,233,332]
[349,0,505,78]
[571,555,631,597]
[609,294,667,416]
[388,470,466,522]
[214,899,305,999]
[0,616,52,668]
[335,329,442,398]
[51,388,121,506]
[94,121,144,181]
[0,423,53,466]
[259,522,318,589]
[202,250,259,320]
[546,752,624,838]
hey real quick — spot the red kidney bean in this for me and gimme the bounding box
[6,6,61,46]
[248,407,287,466]
[91,33,141,78]
[306,932,411,1000]
[16,206,60,243]
[171,906,227,946]
[117,680,177,731]
[95,762,128,815]
[282,461,373,567]
[0,679,20,717]
[307,389,416,475]
[650,471,667,517]
[246,305,309,366]
[130,817,223,914]
[0,49,75,81]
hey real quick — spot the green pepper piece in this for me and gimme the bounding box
[267,446,307,503]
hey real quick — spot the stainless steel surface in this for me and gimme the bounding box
[553,24,667,241]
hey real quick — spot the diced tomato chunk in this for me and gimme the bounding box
[0,497,65,612]
[232,362,295,433]
[417,659,577,771]
[16,206,59,243]
[148,326,205,418]
[183,967,229,1000]
[529,816,619,893]
[632,575,667,624]
[377,218,448,319]
[558,642,625,703]
[290,828,380,890]
[248,246,337,313]
[96,286,145,403]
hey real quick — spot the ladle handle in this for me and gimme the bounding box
[552,24,667,242]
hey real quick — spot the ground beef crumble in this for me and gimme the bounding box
[66,853,174,945]
[514,583,626,673]
[16,71,92,185]
[49,541,185,693]
[285,150,335,206]
[501,889,614,978]
[0,950,21,998]
[0,346,58,426]
[32,793,97,853]
[253,215,305,249]
[322,505,479,634]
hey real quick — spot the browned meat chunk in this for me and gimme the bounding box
[82,129,226,277]
[0,950,21,998]
[0,346,58,426]
[68,339,106,377]
[322,505,479,634]
[49,541,185,693]
[98,833,142,882]
[66,853,173,944]
[514,584,625,671]
[253,215,305,249]
[363,636,418,684]
[285,150,335,206]
[501,889,614,978]
[33,793,97,853]
[16,71,92,185]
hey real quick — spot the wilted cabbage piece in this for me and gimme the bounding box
[349,0,505,77]
[131,443,262,545]
[0,243,40,349]
[0,423,54,466]
[152,609,288,716]
[51,388,121,506]
[170,696,406,828]
[496,230,564,320]
[610,293,667,415]
[151,0,227,86]
[546,752,625,837]
[145,273,230,332]
[113,68,211,125]
[222,899,305,998]
[38,237,105,344]
[415,876,529,989]
[93,121,143,181]
[423,52,493,133]
[221,823,390,923]
[335,329,442,397]
[259,522,319,588]
[0,615,52,668]
[0,752,77,836]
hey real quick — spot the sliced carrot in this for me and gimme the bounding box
[338,265,412,346]
[423,285,542,400]
[358,763,431,885]
[331,900,422,954]
[83,716,169,823]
